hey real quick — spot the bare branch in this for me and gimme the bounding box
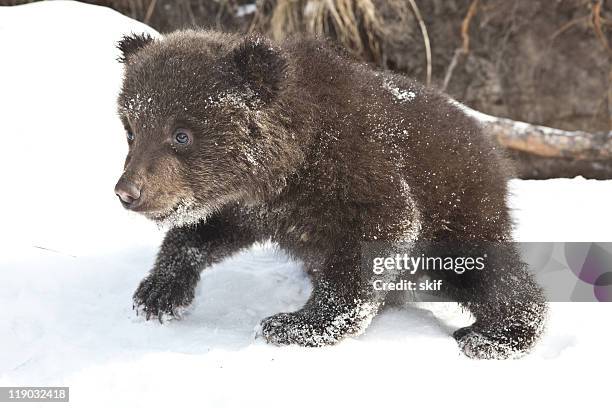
[457,103,612,179]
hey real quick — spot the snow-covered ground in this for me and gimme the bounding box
[0,1,610,407]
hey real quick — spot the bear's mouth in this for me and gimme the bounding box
[145,211,172,222]
[142,199,210,228]
[143,201,188,222]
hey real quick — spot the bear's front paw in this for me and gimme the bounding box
[258,312,346,347]
[453,326,527,359]
[133,273,195,323]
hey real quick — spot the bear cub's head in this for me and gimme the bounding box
[114,30,297,228]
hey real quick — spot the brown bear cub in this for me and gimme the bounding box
[114,30,547,359]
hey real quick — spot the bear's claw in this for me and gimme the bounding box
[132,273,194,323]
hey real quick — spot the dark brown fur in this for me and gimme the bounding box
[115,30,546,359]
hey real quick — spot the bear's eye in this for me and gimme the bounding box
[126,130,134,142]
[173,129,192,146]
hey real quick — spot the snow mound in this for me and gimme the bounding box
[0,2,611,407]
[0,0,161,257]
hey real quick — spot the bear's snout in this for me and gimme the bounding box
[114,178,141,210]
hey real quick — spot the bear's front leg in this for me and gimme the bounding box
[259,252,382,346]
[134,212,254,321]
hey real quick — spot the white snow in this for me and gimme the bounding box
[0,2,611,407]
[383,79,417,102]
[236,3,257,18]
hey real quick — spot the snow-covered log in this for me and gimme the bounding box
[460,104,612,179]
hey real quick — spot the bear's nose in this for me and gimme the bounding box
[114,179,141,209]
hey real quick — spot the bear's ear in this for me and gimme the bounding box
[229,36,287,104]
[117,33,154,63]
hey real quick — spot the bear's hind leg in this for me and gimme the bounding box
[435,244,547,359]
